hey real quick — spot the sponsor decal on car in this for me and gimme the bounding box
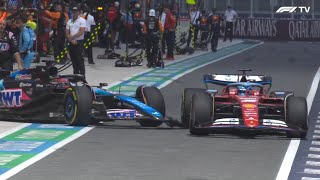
[36,84,44,88]
[107,109,138,118]
[263,119,288,127]
[0,89,22,107]
[242,104,256,108]
[19,82,32,87]
[241,99,257,103]
[213,118,240,125]
[15,74,32,80]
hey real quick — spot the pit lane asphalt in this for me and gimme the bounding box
[10,42,320,180]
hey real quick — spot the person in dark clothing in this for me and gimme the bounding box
[104,2,118,52]
[143,9,164,68]
[113,1,122,49]
[0,20,23,70]
[208,8,223,52]
[131,3,143,45]
[198,10,209,42]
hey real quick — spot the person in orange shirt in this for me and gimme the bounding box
[43,3,69,63]
[143,9,164,68]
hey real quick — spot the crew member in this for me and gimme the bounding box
[163,5,176,60]
[198,10,209,42]
[131,3,143,46]
[105,2,118,52]
[186,5,200,47]
[43,3,69,63]
[209,8,222,52]
[158,4,166,55]
[113,1,122,49]
[65,6,86,77]
[19,20,36,68]
[0,20,23,70]
[143,9,164,68]
[81,5,95,64]
[224,6,237,42]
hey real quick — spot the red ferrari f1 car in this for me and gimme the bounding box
[181,69,308,138]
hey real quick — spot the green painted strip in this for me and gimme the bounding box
[3,129,78,142]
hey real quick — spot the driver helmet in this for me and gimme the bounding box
[237,85,246,96]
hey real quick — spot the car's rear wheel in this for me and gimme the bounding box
[189,92,213,136]
[286,96,308,138]
[136,86,165,127]
[64,86,93,126]
[181,88,206,128]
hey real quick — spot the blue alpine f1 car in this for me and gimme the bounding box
[0,61,178,127]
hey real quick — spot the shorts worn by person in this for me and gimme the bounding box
[66,6,86,77]
[0,20,23,71]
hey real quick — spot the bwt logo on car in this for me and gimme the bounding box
[0,89,22,107]
[276,6,311,13]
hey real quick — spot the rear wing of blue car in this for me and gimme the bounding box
[203,74,272,88]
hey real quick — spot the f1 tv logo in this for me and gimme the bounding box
[276,6,311,13]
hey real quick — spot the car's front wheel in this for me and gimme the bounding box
[189,92,213,136]
[136,86,165,127]
[64,86,93,126]
[286,96,308,138]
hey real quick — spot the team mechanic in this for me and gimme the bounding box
[209,8,223,52]
[65,6,86,77]
[0,20,23,70]
[143,9,164,68]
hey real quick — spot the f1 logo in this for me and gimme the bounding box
[276,6,311,13]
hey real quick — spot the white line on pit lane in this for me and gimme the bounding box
[304,168,320,175]
[306,161,320,166]
[308,154,320,159]
[311,141,320,146]
[313,135,320,139]
[276,66,320,180]
[302,177,320,180]
[310,147,320,152]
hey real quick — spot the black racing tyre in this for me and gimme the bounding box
[269,91,294,99]
[286,96,308,138]
[64,86,93,126]
[189,92,213,136]
[181,88,206,128]
[136,86,165,127]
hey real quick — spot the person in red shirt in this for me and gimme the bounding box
[163,5,176,60]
